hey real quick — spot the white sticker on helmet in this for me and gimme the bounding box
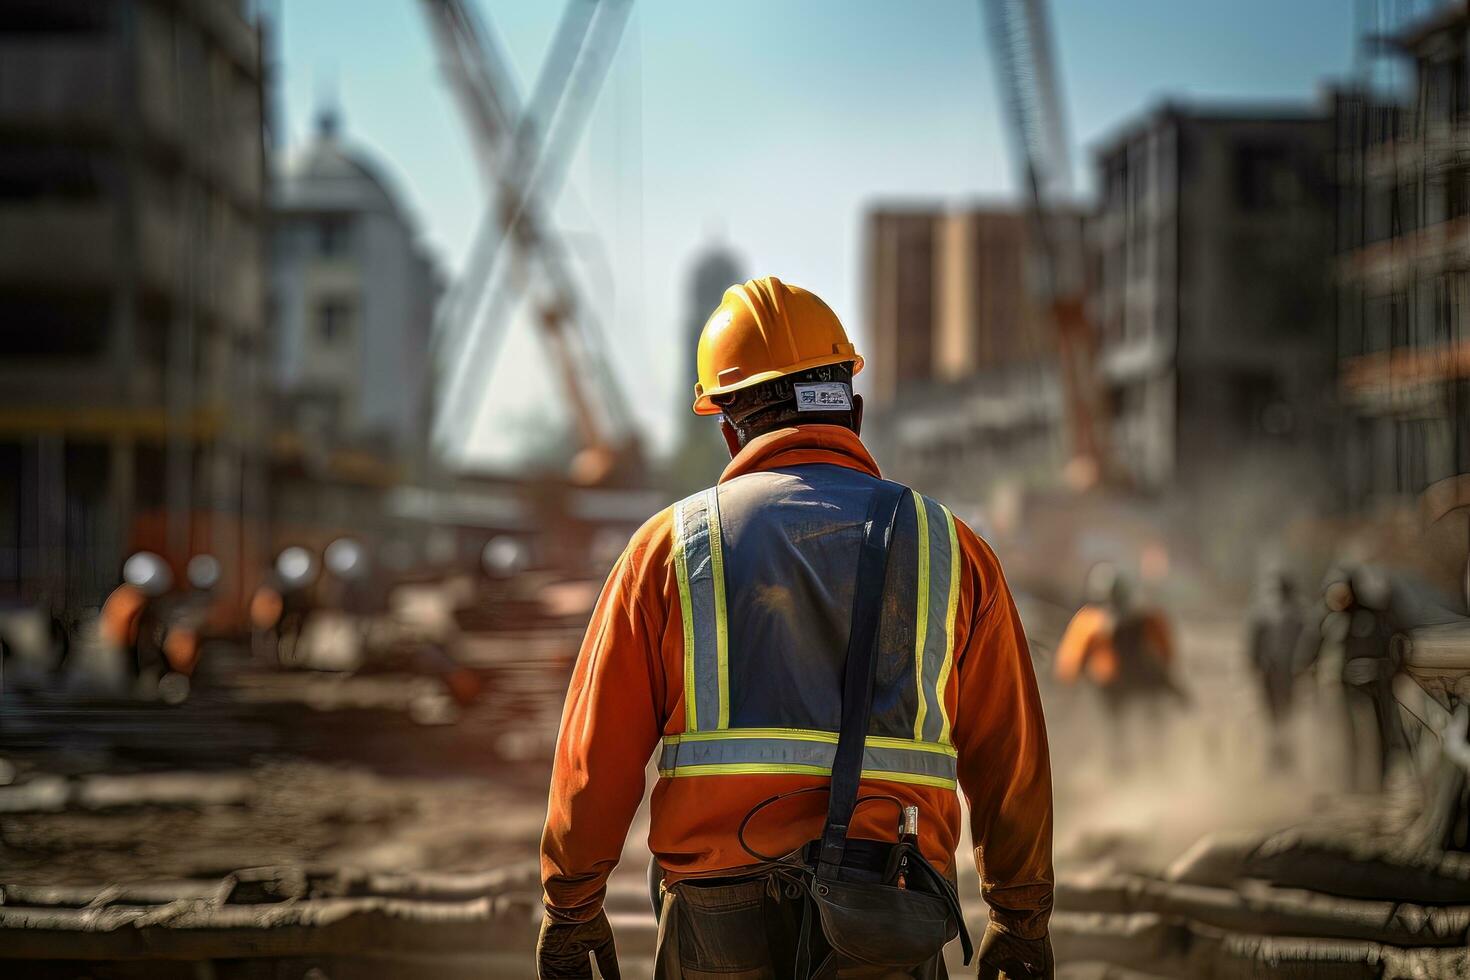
[793,382,853,412]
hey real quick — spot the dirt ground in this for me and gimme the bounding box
[0,596,1367,977]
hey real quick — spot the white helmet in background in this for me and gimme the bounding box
[275,546,318,590]
[123,552,173,598]
[186,554,221,592]
[482,536,529,580]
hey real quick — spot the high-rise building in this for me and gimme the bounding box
[1092,103,1337,494]
[0,0,269,614]
[1334,4,1470,512]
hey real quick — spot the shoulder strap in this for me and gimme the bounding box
[817,480,908,880]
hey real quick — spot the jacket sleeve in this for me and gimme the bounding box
[540,510,670,922]
[1053,607,1096,684]
[950,525,1054,940]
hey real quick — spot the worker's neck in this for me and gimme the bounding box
[722,419,860,457]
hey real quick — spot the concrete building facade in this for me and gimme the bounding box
[0,0,269,613]
[270,110,440,467]
[1092,104,1338,495]
[1335,5,1470,515]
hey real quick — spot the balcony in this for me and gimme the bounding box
[0,38,117,136]
[0,201,115,288]
[1339,215,1470,288]
[1339,337,1470,413]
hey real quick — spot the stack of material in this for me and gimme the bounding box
[1051,831,1470,979]
[0,863,545,979]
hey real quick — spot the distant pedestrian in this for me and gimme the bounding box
[1246,569,1310,770]
[1311,565,1409,793]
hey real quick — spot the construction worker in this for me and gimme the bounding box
[1310,565,1409,793]
[100,552,174,687]
[1246,568,1310,771]
[538,277,1053,979]
[1053,563,1184,770]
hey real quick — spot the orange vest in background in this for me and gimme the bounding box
[1054,604,1173,688]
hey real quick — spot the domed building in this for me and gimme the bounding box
[270,109,441,467]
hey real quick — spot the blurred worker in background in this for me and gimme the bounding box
[99,552,174,691]
[1246,568,1310,771]
[1054,562,1185,771]
[538,277,1054,979]
[249,547,318,666]
[1311,565,1409,793]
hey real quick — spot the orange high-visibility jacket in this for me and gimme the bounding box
[1054,604,1173,688]
[541,425,1054,939]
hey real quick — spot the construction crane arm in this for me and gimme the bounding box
[419,0,640,483]
[983,0,1109,484]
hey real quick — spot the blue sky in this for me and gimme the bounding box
[277,0,1357,466]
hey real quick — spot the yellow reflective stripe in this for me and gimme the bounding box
[660,762,832,778]
[706,488,731,729]
[911,490,931,740]
[937,504,960,745]
[672,501,697,730]
[658,763,956,789]
[661,727,957,757]
[665,727,839,745]
[869,734,957,757]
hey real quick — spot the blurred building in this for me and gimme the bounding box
[1092,103,1337,494]
[1335,5,1470,513]
[0,1,268,614]
[271,108,439,468]
[666,243,744,495]
[267,108,442,557]
[863,206,1069,504]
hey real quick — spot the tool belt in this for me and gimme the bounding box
[779,481,972,977]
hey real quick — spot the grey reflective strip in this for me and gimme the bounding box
[918,495,954,742]
[679,489,724,731]
[659,734,957,785]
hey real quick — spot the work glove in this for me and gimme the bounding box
[537,908,621,979]
[976,922,1053,980]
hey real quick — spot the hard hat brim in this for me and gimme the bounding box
[692,352,864,415]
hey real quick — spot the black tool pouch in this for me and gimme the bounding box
[789,481,972,978]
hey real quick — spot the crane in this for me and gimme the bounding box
[983,0,1110,486]
[420,0,641,486]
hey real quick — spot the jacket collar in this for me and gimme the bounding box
[719,424,882,484]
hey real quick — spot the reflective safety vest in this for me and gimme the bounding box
[659,464,961,789]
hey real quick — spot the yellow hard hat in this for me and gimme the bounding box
[692,276,863,415]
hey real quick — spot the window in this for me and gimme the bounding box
[316,297,354,345]
[1233,143,1299,211]
[317,217,353,258]
[0,0,111,32]
[1393,179,1419,236]
[1448,166,1470,222]
[0,146,104,200]
[1414,275,1452,348]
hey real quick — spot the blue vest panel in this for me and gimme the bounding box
[664,464,959,788]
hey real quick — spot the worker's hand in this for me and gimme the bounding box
[976,922,1053,980]
[537,908,621,979]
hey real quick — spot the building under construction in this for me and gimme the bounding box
[1091,102,1338,497]
[0,0,269,618]
[1335,3,1470,513]
[864,205,1072,509]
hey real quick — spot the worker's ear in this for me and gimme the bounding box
[719,417,742,458]
[851,394,864,437]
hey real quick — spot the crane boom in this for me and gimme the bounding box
[420,0,640,484]
[983,0,1109,485]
